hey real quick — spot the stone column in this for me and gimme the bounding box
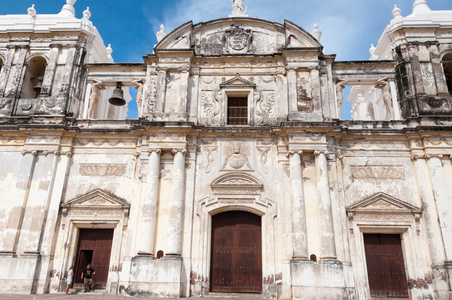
[287,67,298,114]
[411,155,446,266]
[289,150,308,260]
[40,45,60,97]
[6,45,28,98]
[314,150,337,260]
[155,67,167,114]
[0,45,17,96]
[138,148,161,256]
[58,46,77,112]
[166,148,186,256]
[309,67,321,112]
[427,154,452,262]
[178,67,190,117]
[0,150,37,253]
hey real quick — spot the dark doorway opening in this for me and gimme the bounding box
[364,234,409,298]
[210,211,262,293]
[74,229,114,289]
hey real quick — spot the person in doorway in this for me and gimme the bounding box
[65,266,73,295]
[81,264,95,292]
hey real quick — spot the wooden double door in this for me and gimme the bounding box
[74,229,114,289]
[364,234,409,298]
[210,211,262,293]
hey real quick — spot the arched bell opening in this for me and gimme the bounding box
[442,53,452,94]
[21,56,47,99]
[0,57,4,73]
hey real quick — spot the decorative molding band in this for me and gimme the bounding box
[79,163,127,176]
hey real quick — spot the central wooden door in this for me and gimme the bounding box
[74,229,114,289]
[210,211,262,293]
[364,234,409,298]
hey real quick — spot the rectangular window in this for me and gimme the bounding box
[364,234,409,298]
[227,97,248,125]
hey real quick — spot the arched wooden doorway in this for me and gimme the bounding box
[210,211,262,293]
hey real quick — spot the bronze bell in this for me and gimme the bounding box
[33,81,42,93]
[108,82,126,106]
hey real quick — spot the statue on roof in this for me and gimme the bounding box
[231,0,248,17]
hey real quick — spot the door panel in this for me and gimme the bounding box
[211,211,262,293]
[364,234,409,298]
[74,229,114,289]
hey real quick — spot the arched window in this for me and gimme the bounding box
[443,53,452,94]
[0,57,3,73]
[21,56,46,99]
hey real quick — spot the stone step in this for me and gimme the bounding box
[207,292,264,299]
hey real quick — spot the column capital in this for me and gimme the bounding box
[172,148,187,155]
[426,154,443,160]
[156,67,168,72]
[314,150,328,156]
[178,66,190,73]
[148,148,162,154]
[21,150,38,156]
[287,150,303,157]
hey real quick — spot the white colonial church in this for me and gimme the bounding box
[0,0,451,299]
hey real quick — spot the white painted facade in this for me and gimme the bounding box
[0,1,451,299]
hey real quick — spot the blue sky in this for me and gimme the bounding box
[2,0,451,119]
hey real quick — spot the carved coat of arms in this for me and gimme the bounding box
[225,26,253,52]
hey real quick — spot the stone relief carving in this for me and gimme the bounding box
[297,76,313,113]
[79,163,127,176]
[335,79,347,114]
[144,76,157,115]
[255,90,275,125]
[256,145,272,174]
[375,77,394,118]
[350,165,403,179]
[88,79,106,118]
[201,90,221,125]
[0,98,12,110]
[222,146,252,170]
[225,26,253,54]
[132,79,144,116]
[203,145,218,174]
[425,138,452,146]
[86,196,109,205]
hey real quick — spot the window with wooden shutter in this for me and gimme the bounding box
[227,97,248,125]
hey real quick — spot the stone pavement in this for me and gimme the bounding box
[0,292,265,300]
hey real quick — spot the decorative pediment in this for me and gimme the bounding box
[220,75,256,89]
[346,193,422,235]
[62,189,130,209]
[347,192,422,214]
[211,173,262,196]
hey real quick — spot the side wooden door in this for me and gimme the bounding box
[364,234,409,298]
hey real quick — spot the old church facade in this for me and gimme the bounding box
[0,0,452,299]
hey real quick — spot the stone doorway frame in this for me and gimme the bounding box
[54,189,130,293]
[192,172,278,298]
[346,192,424,299]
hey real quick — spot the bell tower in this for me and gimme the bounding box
[0,1,112,118]
[391,0,452,118]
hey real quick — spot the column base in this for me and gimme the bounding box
[126,255,182,298]
[290,259,349,300]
